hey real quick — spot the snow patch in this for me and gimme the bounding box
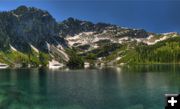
[10,44,17,51]
[162,32,177,35]
[12,13,19,18]
[118,37,129,43]
[49,60,64,69]
[147,35,154,40]
[83,32,94,35]
[30,44,39,53]
[116,57,122,61]
[144,35,169,45]
[46,42,51,51]
[134,38,144,42]
[57,44,64,51]
[93,44,99,49]
[0,63,9,69]
[84,62,90,68]
[66,32,94,47]
[56,49,69,62]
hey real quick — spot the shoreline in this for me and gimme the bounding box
[1,63,180,70]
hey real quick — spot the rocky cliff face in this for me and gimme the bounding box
[60,18,153,52]
[59,17,151,38]
[1,6,178,67]
[0,5,66,52]
[0,6,152,54]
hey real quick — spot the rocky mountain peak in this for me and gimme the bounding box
[0,6,65,52]
[12,6,53,20]
[13,5,29,14]
[59,17,151,39]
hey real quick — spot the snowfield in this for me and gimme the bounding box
[30,44,39,53]
[10,44,17,51]
[65,31,179,51]
[143,33,178,45]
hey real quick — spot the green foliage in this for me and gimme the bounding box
[118,49,139,64]
[85,53,97,60]
[77,44,90,50]
[95,39,111,46]
[83,43,121,58]
[120,37,180,64]
[0,48,50,67]
[39,52,49,66]
[0,50,29,66]
[66,48,84,69]
[27,48,50,67]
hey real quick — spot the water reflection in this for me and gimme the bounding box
[121,64,180,73]
[119,65,180,109]
[0,65,179,109]
[0,69,48,109]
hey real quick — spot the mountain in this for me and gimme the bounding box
[0,5,66,52]
[60,18,152,51]
[59,17,151,38]
[59,18,180,66]
[0,6,179,68]
[0,6,68,67]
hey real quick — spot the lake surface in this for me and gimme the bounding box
[0,65,180,109]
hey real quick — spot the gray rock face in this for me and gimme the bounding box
[58,17,151,38]
[0,6,152,54]
[61,18,154,52]
[0,5,66,52]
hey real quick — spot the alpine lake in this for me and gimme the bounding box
[0,65,179,109]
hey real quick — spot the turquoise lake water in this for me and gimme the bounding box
[0,65,180,109]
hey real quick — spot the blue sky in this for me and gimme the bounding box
[0,0,180,33]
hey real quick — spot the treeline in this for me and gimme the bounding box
[132,37,180,64]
